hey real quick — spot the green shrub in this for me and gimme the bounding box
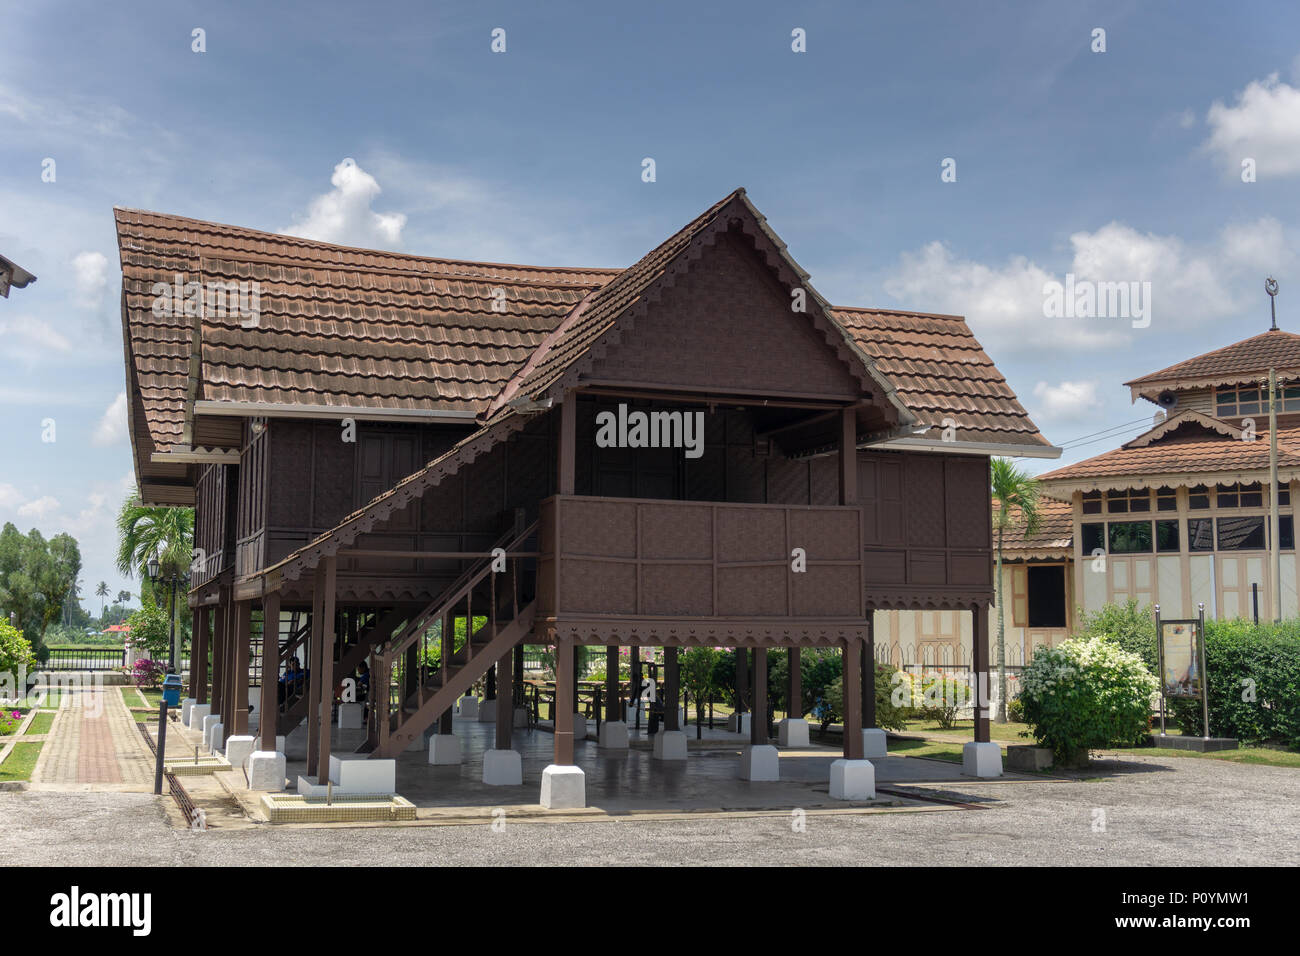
[0,620,35,684]
[1169,619,1300,747]
[821,663,910,733]
[1076,599,1157,672]
[1006,694,1025,723]
[1019,636,1157,763]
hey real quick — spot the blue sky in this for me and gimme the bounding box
[1,0,1298,607]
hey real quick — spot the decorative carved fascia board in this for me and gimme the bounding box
[534,617,870,647]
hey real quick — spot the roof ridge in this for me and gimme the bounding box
[114,205,625,277]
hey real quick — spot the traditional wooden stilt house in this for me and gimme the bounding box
[116,188,1056,806]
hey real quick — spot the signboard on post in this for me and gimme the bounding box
[1153,602,1211,740]
[1158,618,1202,698]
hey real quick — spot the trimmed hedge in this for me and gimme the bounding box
[1169,620,1300,747]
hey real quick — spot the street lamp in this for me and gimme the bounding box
[146,556,188,672]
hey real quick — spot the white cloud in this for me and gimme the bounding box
[71,250,109,308]
[0,484,24,509]
[882,217,1294,358]
[17,495,60,519]
[1032,380,1100,423]
[91,392,128,447]
[1203,72,1300,178]
[0,314,73,356]
[280,158,407,248]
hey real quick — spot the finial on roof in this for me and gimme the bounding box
[1266,276,1279,331]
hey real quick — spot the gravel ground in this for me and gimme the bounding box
[3,752,1297,866]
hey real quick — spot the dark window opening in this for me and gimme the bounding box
[1081,522,1104,555]
[1282,515,1295,551]
[1109,520,1152,554]
[1156,519,1180,552]
[1217,516,1265,551]
[1156,487,1177,511]
[1189,485,1211,510]
[1082,491,1102,515]
[1027,565,1067,628]
[1188,518,1215,551]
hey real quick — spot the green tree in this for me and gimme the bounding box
[991,458,1042,723]
[95,581,109,622]
[680,646,722,739]
[0,523,82,660]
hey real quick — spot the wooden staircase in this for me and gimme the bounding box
[369,517,538,759]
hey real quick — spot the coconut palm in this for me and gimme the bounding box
[115,493,195,663]
[991,458,1042,723]
[95,581,109,622]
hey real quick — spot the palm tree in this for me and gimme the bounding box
[116,590,131,606]
[115,493,195,663]
[991,458,1042,723]
[95,581,109,622]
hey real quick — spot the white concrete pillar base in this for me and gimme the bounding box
[225,734,256,770]
[258,734,286,753]
[329,754,396,794]
[513,707,529,728]
[862,727,888,759]
[247,751,287,791]
[188,703,211,730]
[573,713,587,740]
[739,744,780,781]
[829,758,876,800]
[727,712,751,735]
[598,720,629,749]
[457,696,479,720]
[540,764,586,809]
[963,741,1003,778]
[482,749,523,786]
[197,709,217,738]
[337,702,364,729]
[777,717,810,748]
[428,734,462,765]
[652,729,687,760]
[180,697,196,725]
[204,719,224,754]
[477,700,498,723]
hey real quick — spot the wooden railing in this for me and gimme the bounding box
[537,495,866,621]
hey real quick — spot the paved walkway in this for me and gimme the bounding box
[31,685,154,790]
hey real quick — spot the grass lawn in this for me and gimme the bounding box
[23,712,55,736]
[900,718,1033,743]
[17,689,61,709]
[1116,744,1300,768]
[887,737,964,763]
[137,688,163,707]
[0,741,43,782]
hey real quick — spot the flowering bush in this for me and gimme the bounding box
[133,657,166,689]
[0,709,23,735]
[0,620,35,685]
[1019,637,1157,764]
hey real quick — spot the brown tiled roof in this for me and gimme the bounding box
[1038,419,1300,485]
[831,308,1051,448]
[115,207,619,453]
[993,496,1073,554]
[1125,329,1300,398]
[500,189,746,404]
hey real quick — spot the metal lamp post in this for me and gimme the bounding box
[147,556,188,673]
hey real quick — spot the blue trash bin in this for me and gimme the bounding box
[162,674,183,707]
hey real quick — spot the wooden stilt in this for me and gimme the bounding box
[605,645,619,721]
[316,556,337,785]
[495,652,512,749]
[555,635,575,765]
[259,592,280,750]
[664,646,680,732]
[788,646,801,719]
[972,603,991,744]
[191,607,209,702]
[232,600,251,735]
[438,610,453,735]
[863,610,877,728]
[843,637,863,760]
[306,568,325,778]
